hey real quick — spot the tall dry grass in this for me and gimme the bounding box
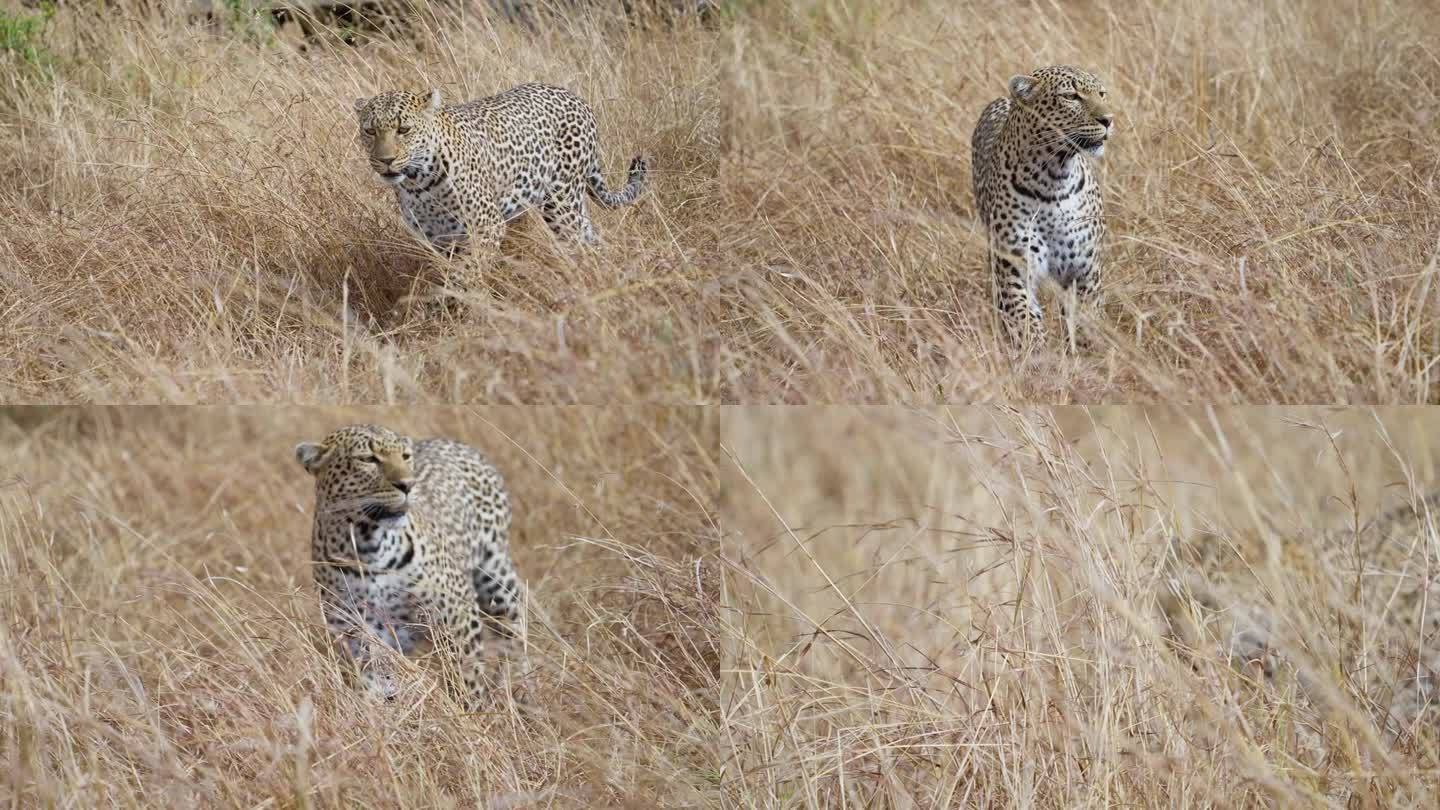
[0,406,719,806]
[720,407,1440,806]
[0,1,718,403]
[718,1,1440,402]
[5,1,1439,404]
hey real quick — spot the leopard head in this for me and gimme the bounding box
[353,89,445,186]
[1008,66,1113,158]
[295,424,416,522]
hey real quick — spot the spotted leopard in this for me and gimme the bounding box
[295,423,523,707]
[355,82,646,252]
[1159,493,1440,742]
[970,65,1113,350]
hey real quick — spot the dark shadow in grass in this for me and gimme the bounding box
[297,210,600,344]
[302,236,435,327]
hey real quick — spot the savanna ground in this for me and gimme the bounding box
[721,407,1440,806]
[0,1,719,402]
[0,406,720,806]
[718,0,1440,402]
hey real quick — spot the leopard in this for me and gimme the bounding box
[354,82,647,306]
[1158,492,1440,746]
[294,423,524,708]
[970,65,1114,350]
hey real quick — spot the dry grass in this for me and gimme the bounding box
[0,406,720,806]
[0,1,718,402]
[720,407,1440,806]
[8,0,1440,802]
[717,0,1440,402]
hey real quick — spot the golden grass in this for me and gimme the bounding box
[0,406,719,806]
[7,0,1440,802]
[721,407,1440,806]
[0,2,718,402]
[5,1,1438,403]
[717,1,1440,402]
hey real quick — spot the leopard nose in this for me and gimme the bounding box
[393,479,413,495]
[1096,115,1113,129]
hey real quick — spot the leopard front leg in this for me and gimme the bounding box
[1059,260,1101,353]
[1051,200,1105,353]
[474,564,525,664]
[415,214,505,319]
[444,219,504,302]
[318,586,418,703]
[433,589,492,711]
[989,238,1045,347]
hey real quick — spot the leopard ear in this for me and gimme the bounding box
[295,441,333,475]
[426,87,442,112]
[1008,74,1037,102]
[353,97,369,113]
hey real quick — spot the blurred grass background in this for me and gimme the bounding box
[0,405,719,806]
[721,407,1440,806]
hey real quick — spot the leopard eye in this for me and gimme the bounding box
[363,127,374,136]
[364,454,381,464]
[1064,92,1082,101]
[397,125,411,135]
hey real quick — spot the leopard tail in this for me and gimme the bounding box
[586,154,648,208]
